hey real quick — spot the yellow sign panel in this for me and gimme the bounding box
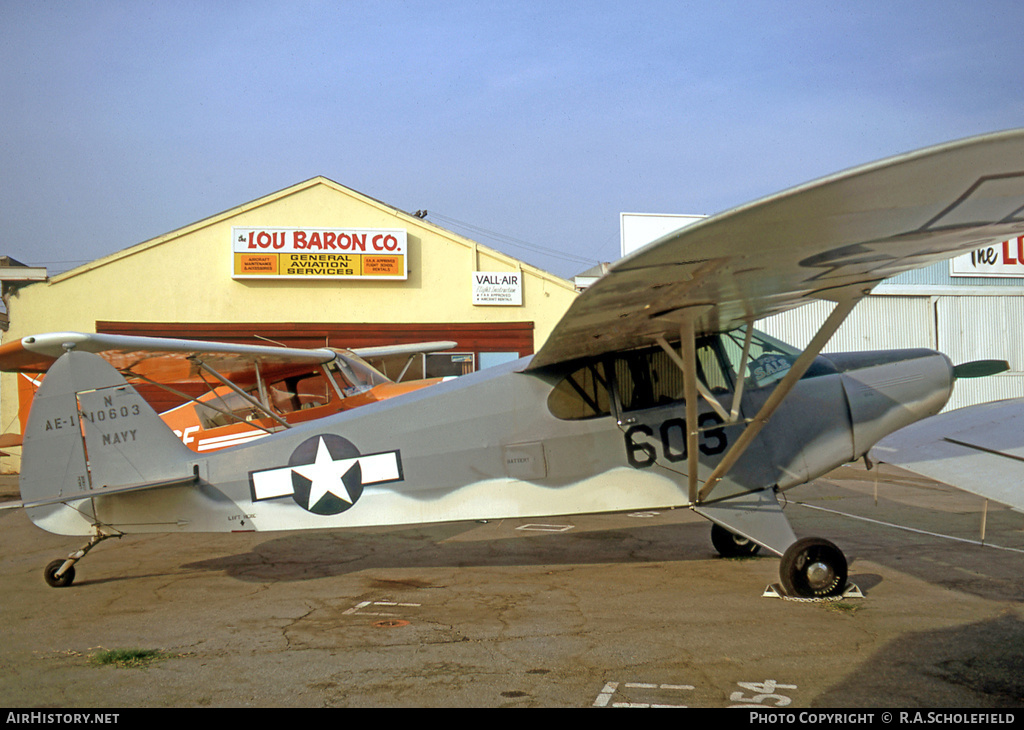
[235,253,279,276]
[232,227,408,280]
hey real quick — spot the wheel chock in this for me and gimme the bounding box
[762,582,863,601]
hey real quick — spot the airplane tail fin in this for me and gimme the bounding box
[20,349,195,519]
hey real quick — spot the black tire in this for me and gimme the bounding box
[711,523,761,557]
[780,537,847,598]
[43,559,75,588]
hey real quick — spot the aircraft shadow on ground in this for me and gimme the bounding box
[811,613,1024,707]
[178,520,750,584]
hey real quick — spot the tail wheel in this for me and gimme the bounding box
[710,523,761,557]
[44,559,76,588]
[780,537,847,598]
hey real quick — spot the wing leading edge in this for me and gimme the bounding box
[531,129,1024,370]
[0,332,336,381]
[0,332,457,385]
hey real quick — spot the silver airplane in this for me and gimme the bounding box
[15,129,1024,597]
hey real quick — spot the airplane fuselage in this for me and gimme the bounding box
[26,333,955,561]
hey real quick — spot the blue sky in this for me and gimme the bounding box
[2,1,1023,279]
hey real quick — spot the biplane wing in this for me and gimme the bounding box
[530,129,1024,370]
[0,332,456,383]
[870,398,1024,512]
[0,332,457,451]
[0,332,337,383]
[349,341,462,382]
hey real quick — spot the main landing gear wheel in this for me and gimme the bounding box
[780,537,847,598]
[711,523,761,557]
[43,559,76,588]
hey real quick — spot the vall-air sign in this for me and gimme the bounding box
[232,227,408,280]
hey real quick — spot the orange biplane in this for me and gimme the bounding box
[0,332,456,453]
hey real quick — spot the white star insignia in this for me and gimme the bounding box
[291,437,359,506]
[249,436,402,511]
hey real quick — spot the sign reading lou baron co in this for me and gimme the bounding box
[232,227,407,280]
[950,237,1024,278]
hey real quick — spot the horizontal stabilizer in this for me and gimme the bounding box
[21,473,198,510]
[871,398,1024,511]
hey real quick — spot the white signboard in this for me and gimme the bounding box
[472,271,522,306]
[620,213,706,257]
[232,227,407,280]
[950,237,1024,278]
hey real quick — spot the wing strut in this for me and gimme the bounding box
[676,316,701,503]
[121,370,280,435]
[189,356,292,429]
[697,295,860,502]
[655,334,732,424]
[729,324,754,422]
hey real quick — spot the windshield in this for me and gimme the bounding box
[331,350,390,391]
[718,326,801,389]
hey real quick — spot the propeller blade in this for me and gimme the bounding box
[953,359,1010,378]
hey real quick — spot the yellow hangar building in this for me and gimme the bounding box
[0,177,579,471]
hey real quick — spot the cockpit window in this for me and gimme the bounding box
[615,338,733,412]
[547,328,827,421]
[614,348,683,412]
[547,338,735,420]
[195,391,264,428]
[719,327,800,389]
[547,361,612,420]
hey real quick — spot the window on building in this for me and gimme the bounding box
[478,351,521,370]
[425,352,476,378]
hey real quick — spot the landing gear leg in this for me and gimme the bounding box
[710,523,762,557]
[43,532,115,588]
[780,537,847,598]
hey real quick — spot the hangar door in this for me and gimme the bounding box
[935,297,1024,410]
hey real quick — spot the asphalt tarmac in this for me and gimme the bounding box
[0,463,1022,709]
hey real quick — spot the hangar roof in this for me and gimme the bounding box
[49,176,574,291]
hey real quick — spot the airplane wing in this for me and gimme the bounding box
[869,399,1024,512]
[0,331,337,385]
[0,332,457,385]
[530,129,1024,369]
[350,341,458,359]
[351,340,458,381]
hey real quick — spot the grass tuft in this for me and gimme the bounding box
[89,648,168,668]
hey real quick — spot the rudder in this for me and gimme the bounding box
[20,350,194,514]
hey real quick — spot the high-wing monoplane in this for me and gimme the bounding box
[0,333,456,452]
[14,129,1024,597]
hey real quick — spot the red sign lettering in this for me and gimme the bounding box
[1002,237,1024,265]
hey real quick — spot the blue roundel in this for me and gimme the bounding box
[287,434,364,515]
